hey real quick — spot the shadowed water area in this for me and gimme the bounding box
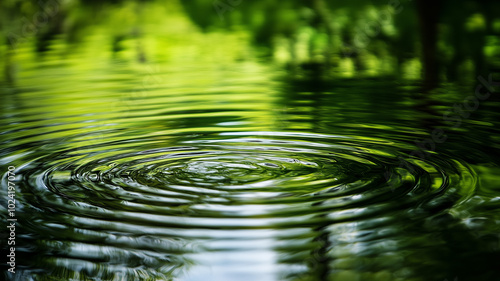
[1,1,500,280]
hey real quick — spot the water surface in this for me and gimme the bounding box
[2,2,500,281]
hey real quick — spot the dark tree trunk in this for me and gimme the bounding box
[416,0,441,92]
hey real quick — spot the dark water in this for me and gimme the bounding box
[2,2,500,281]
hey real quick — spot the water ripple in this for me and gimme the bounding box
[4,129,478,279]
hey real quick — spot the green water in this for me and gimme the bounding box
[1,1,500,281]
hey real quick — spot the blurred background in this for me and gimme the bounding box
[3,0,500,87]
[1,0,500,280]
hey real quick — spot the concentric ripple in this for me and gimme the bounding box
[7,130,478,280]
[55,131,475,211]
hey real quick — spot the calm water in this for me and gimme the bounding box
[2,4,500,281]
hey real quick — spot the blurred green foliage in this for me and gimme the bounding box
[1,0,500,85]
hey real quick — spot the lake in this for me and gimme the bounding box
[1,1,500,280]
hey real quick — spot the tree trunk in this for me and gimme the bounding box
[416,0,441,92]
